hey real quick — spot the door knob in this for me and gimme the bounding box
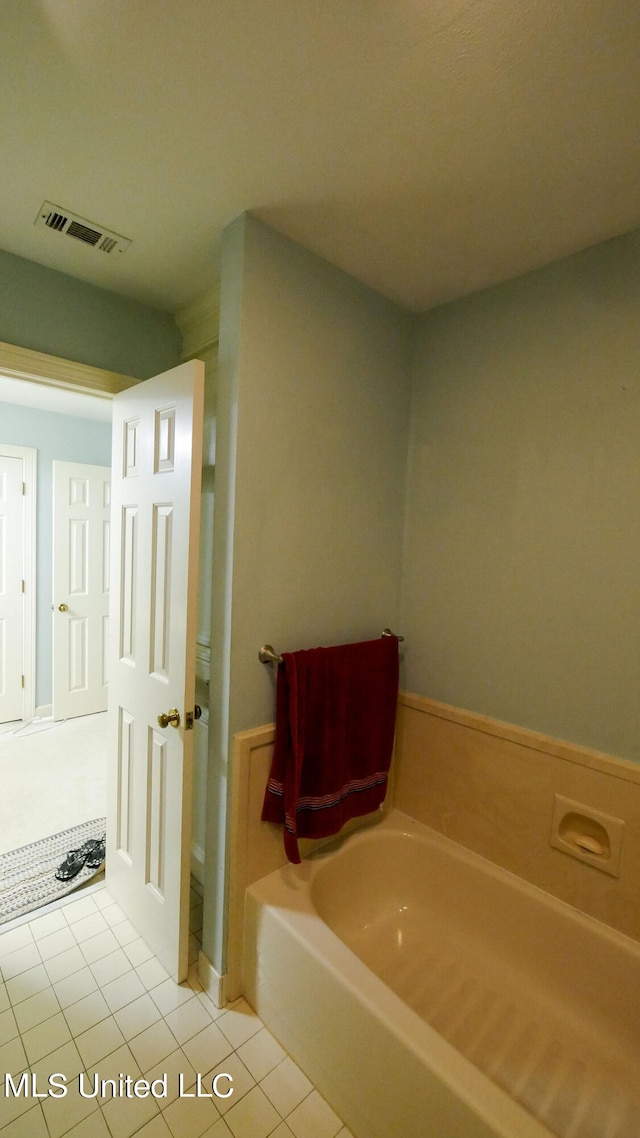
[58,603,69,612]
[157,708,180,729]
[194,704,202,720]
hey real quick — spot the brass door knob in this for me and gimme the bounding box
[157,708,180,729]
[58,603,69,612]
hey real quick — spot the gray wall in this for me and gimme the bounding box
[402,230,640,761]
[205,214,413,970]
[0,248,182,377]
[0,401,112,707]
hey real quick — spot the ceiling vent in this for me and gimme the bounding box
[35,201,131,254]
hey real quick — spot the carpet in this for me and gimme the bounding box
[0,818,106,926]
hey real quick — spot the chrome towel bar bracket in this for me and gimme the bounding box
[259,629,404,665]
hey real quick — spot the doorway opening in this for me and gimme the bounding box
[0,371,112,919]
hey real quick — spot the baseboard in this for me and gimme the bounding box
[190,844,205,887]
[198,950,225,1008]
[34,704,52,719]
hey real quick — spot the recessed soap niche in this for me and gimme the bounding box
[550,794,624,877]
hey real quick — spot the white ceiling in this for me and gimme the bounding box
[0,374,111,420]
[1,0,639,315]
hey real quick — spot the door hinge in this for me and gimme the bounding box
[21,675,25,688]
[21,580,25,593]
[22,481,26,495]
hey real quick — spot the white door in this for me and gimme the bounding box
[0,455,24,723]
[106,361,204,982]
[52,461,111,720]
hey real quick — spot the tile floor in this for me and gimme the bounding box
[0,881,353,1138]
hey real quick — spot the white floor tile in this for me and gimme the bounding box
[0,941,41,979]
[44,946,87,984]
[64,896,102,925]
[0,1005,18,1041]
[101,1087,160,1138]
[113,992,163,1041]
[136,957,170,991]
[216,1001,262,1050]
[201,1121,234,1138]
[83,1042,141,1103]
[142,1047,196,1105]
[149,977,196,1016]
[286,1091,343,1138]
[130,1116,174,1138]
[122,937,155,967]
[236,1029,285,1083]
[5,963,50,1006]
[41,1080,101,1138]
[28,908,69,941]
[161,1091,220,1137]
[75,1015,126,1067]
[223,1085,281,1138]
[80,929,120,965]
[0,1102,49,1138]
[21,1011,72,1064]
[203,1054,255,1116]
[163,996,212,1045]
[182,1023,234,1075]
[101,969,146,1013]
[36,925,78,961]
[0,925,34,958]
[63,990,111,1036]
[260,1058,312,1119]
[63,1110,113,1137]
[29,1039,84,1086]
[69,912,111,944]
[89,949,132,987]
[128,1020,180,1071]
[53,966,99,1009]
[12,986,60,1033]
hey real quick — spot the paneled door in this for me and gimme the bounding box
[106,361,204,982]
[0,454,25,723]
[52,461,111,720]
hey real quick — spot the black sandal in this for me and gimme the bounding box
[54,838,102,881]
[86,836,106,870]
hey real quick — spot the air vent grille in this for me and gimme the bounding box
[35,201,131,254]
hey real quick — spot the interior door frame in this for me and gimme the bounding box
[0,443,37,720]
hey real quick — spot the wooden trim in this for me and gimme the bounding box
[226,724,276,1003]
[0,443,37,719]
[0,340,138,397]
[399,691,640,785]
[175,287,220,360]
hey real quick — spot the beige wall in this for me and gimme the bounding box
[402,230,640,762]
[205,214,412,972]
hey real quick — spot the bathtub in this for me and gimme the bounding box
[243,809,640,1138]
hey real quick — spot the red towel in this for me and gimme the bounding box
[261,636,399,863]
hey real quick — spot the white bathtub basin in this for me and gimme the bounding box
[243,809,640,1138]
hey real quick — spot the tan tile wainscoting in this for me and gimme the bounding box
[228,692,640,1002]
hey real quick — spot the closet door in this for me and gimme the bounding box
[0,454,25,724]
[52,461,111,720]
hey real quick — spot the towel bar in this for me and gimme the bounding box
[258,629,404,665]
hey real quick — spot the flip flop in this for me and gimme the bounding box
[54,838,102,881]
[86,836,106,870]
